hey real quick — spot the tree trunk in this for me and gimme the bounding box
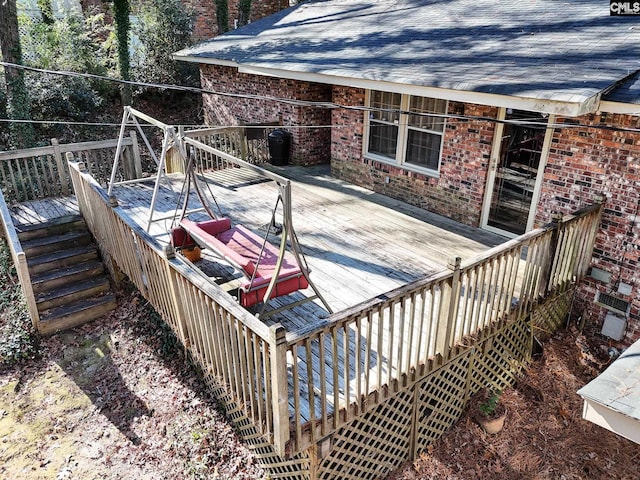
[0,0,35,148]
[113,0,132,105]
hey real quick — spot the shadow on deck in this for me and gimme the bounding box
[8,155,601,480]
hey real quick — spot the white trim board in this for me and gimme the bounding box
[581,399,640,446]
[173,55,603,118]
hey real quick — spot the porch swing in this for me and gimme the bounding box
[107,107,331,316]
[170,135,333,316]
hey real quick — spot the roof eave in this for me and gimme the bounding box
[579,396,640,445]
[174,55,603,118]
[598,99,640,115]
[172,54,239,69]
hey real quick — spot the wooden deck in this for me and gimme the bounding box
[108,164,506,426]
[9,196,79,227]
[12,165,507,434]
[4,132,605,471]
[108,164,505,322]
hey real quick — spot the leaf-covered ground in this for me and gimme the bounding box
[1,287,638,479]
[0,287,263,480]
[390,328,639,480]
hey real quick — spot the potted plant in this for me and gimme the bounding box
[474,388,507,434]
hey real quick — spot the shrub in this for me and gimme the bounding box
[131,0,199,93]
[18,10,117,142]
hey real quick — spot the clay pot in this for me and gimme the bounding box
[478,410,507,434]
[183,246,201,262]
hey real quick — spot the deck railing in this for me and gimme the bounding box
[284,200,603,450]
[0,133,141,203]
[0,188,39,330]
[184,124,277,168]
[67,146,602,458]
[0,126,274,204]
[68,160,291,455]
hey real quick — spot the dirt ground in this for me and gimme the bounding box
[0,288,263,480]
[390,328,640,480]
[1,287,638,479]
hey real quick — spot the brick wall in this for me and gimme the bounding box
[199,74,640,344]
[538,113,640,345]
[330,86,496,227]
[330,88,640,345]
[186,0,288,41]
[199,64,332,164]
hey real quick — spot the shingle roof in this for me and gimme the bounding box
[175,0,640,107]
[578,339,640,424]
[603,71,640,104]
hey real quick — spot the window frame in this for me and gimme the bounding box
[364,90,447,177]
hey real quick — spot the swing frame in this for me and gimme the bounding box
[108,107,332,316]
[179,135,332,316]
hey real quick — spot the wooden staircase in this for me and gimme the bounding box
[18,215,117,335]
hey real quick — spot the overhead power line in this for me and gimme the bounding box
[3,62,640,134]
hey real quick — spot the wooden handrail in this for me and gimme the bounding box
[66,154,605,457]
[68,160,288,452]
[0,135,138,203]
[0,188,39,330]
[282,199,605,451]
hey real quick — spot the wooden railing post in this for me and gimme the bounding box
[51,138,69,196]
[0,188,40,331]
[580,194,605,278]
[129,130,143,178]
[163,245,191,348]
[436,257,462,361]
[16,253,40,330]
[543,211,564,295]
[269,324,290,456]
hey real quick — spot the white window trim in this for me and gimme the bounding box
[363,90,446,178]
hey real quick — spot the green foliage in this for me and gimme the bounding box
[131,0,199,93]
[20,10,111,75]
[0,240,38,367]
[27,75,105,140]
[0,86,9,147]
[16,11,116,142]
[36,0,55,25]
[113,0,132,103]
[478,389,502,417]
[4,71,35,149]
[238,0,252,27]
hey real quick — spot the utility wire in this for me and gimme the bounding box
[0,118,345,129]
[3,62,640,134]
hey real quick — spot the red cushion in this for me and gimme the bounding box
[179,218,307,306]
[196,218,232,236]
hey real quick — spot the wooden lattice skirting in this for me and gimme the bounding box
[194,289,574,480]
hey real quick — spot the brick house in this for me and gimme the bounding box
[174,0,640,346]
[184,0,289,40]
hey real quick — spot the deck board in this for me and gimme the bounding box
[12,165,507,429]
[10,196,79,227]
[113,165,507,426]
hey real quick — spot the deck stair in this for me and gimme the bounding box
[18,214,117,335]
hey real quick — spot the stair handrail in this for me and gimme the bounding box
[0,188,40,330]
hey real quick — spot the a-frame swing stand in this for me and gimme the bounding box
[108,107,332,317]
[107,106,204,232]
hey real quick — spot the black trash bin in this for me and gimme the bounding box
[268,129,291,166]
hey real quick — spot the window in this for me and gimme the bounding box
[366,91,447,173]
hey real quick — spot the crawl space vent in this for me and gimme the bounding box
[595,291,630,316]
